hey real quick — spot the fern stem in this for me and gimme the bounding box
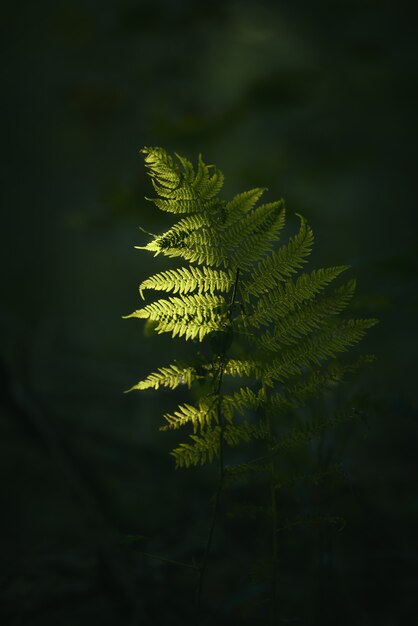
[195,268,240,624]
[195,470,224,621]
[266,410,279,622]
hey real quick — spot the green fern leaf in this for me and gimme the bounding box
[126,147,378,610]
[135,213,209,256]
[141,147,181,192]
[124,293,228,341]
[221,386,266,421]
[257,279,357,351]
[161,397,218,433]
[127,147,378,559]
[171,421,267,468]
[171,427,221,468]
[204,358,263,380]
[249,265,350,328]
[272,409,360,452]
[142,148,223,213]
[244,215,314,298]
[265,318,378,384]
[148,197,208,214]
[269,356,375,413]
[193,153,225,200]
[174,152,195,184]
[126,364,199,392]
[138,224,225,265]
[139,266,234,298]
[226,202,286,270]
[224,421,268,445]
[223,187,267,225]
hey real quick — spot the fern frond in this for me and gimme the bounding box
[174,152,195,184]
[224,421,268,445]
[269,357,373,413]
[161,397,217,433]
[141,147,181,192]
[257,279,357,351]
[141,148,223,213]
[127,146,378,606]
[135,214,207,256]
[170,229,226,266]
[126,364,199,392]
[193,153,225,200]
[265,318,378,384]
[124,293,228,341]
[223,187,267,225]
[149,177,197,202]
[139,266,234,298]
[272,409,360,452]
[138,225,227,265]
[149,197,212,215]
[204,358,263,379]
[250,265,350,328]
[129,146,377,501]
[221,386,267,421]
[146,198,284,268]
[244,215,314,298]
[171,427,220,468]
[204,201,285,270]
[135,211,218,260]
[224,462,270,484]
[156,213,210,240]
[171,420,268,468]
[227,202,286,270]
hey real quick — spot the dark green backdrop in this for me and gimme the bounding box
[2,1,417,624]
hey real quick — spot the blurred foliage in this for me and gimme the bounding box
[1,0,418,624]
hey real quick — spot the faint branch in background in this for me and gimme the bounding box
[1,357,143,622]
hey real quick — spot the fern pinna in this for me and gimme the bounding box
[125,147,377,619]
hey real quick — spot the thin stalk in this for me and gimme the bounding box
[195,268,240,623]
[266,410,279,621]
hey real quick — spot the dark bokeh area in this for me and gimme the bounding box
[2,1,417,624]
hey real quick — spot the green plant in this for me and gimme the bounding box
[125,147,377,622]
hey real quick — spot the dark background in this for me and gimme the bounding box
[2,1,417,624]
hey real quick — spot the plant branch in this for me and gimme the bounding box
[266,408,279,622]
[195,268,240,624]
